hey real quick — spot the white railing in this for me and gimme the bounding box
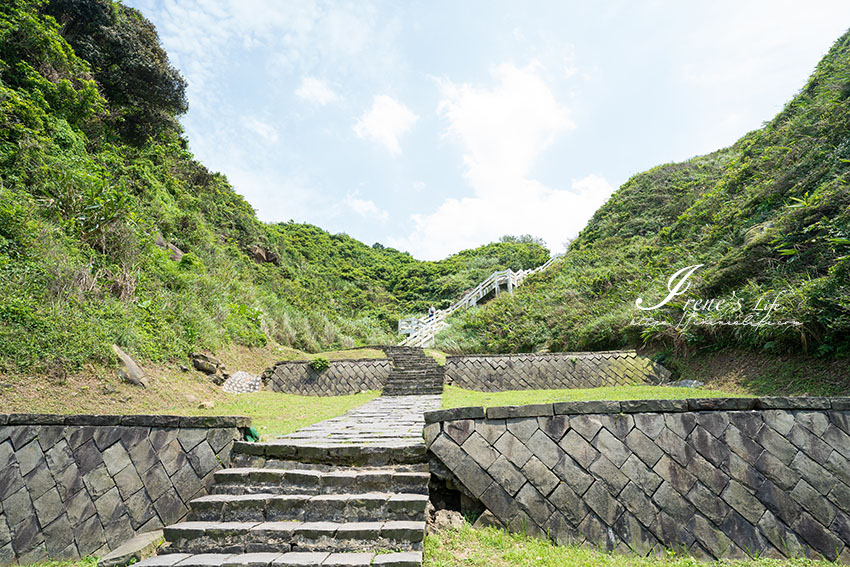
[398,254,563,347]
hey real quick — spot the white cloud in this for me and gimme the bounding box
[391,62,609,260]
[345,192,389,222]
[243,117,279,143]
[353,95,418,155]
[296,77,340,105]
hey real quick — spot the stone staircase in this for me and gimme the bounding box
[135,396,441,567]
[381,347,444,397]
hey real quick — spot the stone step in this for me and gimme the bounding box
[211,469,429,495]
[188,493,429,523]
[162,521,426,554]
[232,443,428,466]
[136,551,422,567]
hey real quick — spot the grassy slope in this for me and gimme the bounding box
[0,1,550,381]
[438,30,850,385]
[441,384,739,410]
[426,524,833,567]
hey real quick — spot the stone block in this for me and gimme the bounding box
[537,415,568,442]
[624,428,663,468]
[15,440,44,477]
[687,453,729,495]
[722,425,763,465]
[461,431,498,469]
[142,462,171,501]
[525,429,563,468]
[633,413,665,439]
[493,431,532,468]
[722,480,766,525]
[652,483,695,524]
[551,453,594,495]
[617,482,655,528]
[485,455,525,496]
[479,482,519,523]
[755,450,800,491]
[85,464,116,499]
[515,483,554,527]
[553,400,619,415]
[65,488,96,525]
[178,429,208,453]
[42,514,73,557]
[114,464,145,500]
[10,515,42,556]
[791,480,836,526]
[125,489,156,530]
[653,455,696,495]
[687,426,729,467]
[619,454,663,496]
[686,482,730,524]
[558,429,598,469]
[487,404,553,419]
[54,461,84,502]
[687,513,736,559]
[33,487,64,527]
[95,487,129,524]
[424,407,484,424]
[548,482,588,526]
[521,456,558,496]
[45,439,74,473]
[793,511,842,561]
[568,414,603,441]
[4,487,33,528]
[757,425,797,465]
[444,420,473,445]
[589,454,629,495]
[663,413,697,440]
[592,428,630,467]
[583,481,624,525]
[620,399,685,413]
[189,442,221,478]
[505,418,538,442]
[23,464,55,501]
[102,442,132,476]
[789,452,834,495]
[474,420,505,445]
[756,480,802,526]
[654,428,694,467]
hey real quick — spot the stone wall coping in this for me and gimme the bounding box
[424,396,850,423]
[0,413,252,428]
[272,358,390,366]
[445,349,637,360]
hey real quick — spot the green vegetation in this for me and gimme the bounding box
[441,384,740,410]
[438,31,850,375]
[426,523,834,567]
[0,0,549,378]
[182,390,380,439]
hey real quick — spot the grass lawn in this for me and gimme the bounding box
[425,523,832,567]
[441,384,742,409]
[180,390,380,439]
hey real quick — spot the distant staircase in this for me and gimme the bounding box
[381,347,444,396]
[398,254,563,347]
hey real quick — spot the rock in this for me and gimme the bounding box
[97,529,163,567]
[179,364,189,372]
[430,509,464,532]
[185,394,199,404]
[248,245,280,265]
[191,353,221,375]
[198,401,214,409]
[473,510,503,530]
[670,379,705,389]
[154,234,183,261]
[111,345,147,387]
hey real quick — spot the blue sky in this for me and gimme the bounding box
[127,0,850,260]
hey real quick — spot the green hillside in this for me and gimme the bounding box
[0,0,548,374]
[440,30,850,363]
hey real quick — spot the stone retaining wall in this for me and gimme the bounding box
[424,398,850,561]
[444,350,670,391]
[263,359,390,395]
[0,414,250,565]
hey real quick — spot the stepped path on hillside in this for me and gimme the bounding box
[135,389,442,567]
[398,254,563,347]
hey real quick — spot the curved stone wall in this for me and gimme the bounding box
[424,397,850,561]
[263,359,391,395]
[444,350,670,391]
[0,414,249,565]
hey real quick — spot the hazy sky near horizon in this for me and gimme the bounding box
[127,0,850,260]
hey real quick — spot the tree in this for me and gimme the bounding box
[43,0,188,144]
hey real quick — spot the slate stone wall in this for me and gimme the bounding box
[424,398,850,561]
[263,359,390,395]
[444,350,670,391]
[0,414,249,565]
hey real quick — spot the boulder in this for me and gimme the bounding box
[154,234,184,261]
[112,345,147,387]
[473,510,503,530]
[430,509,464,532]
[191,353,220,375]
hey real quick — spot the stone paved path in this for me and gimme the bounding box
[279,395,442,447]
